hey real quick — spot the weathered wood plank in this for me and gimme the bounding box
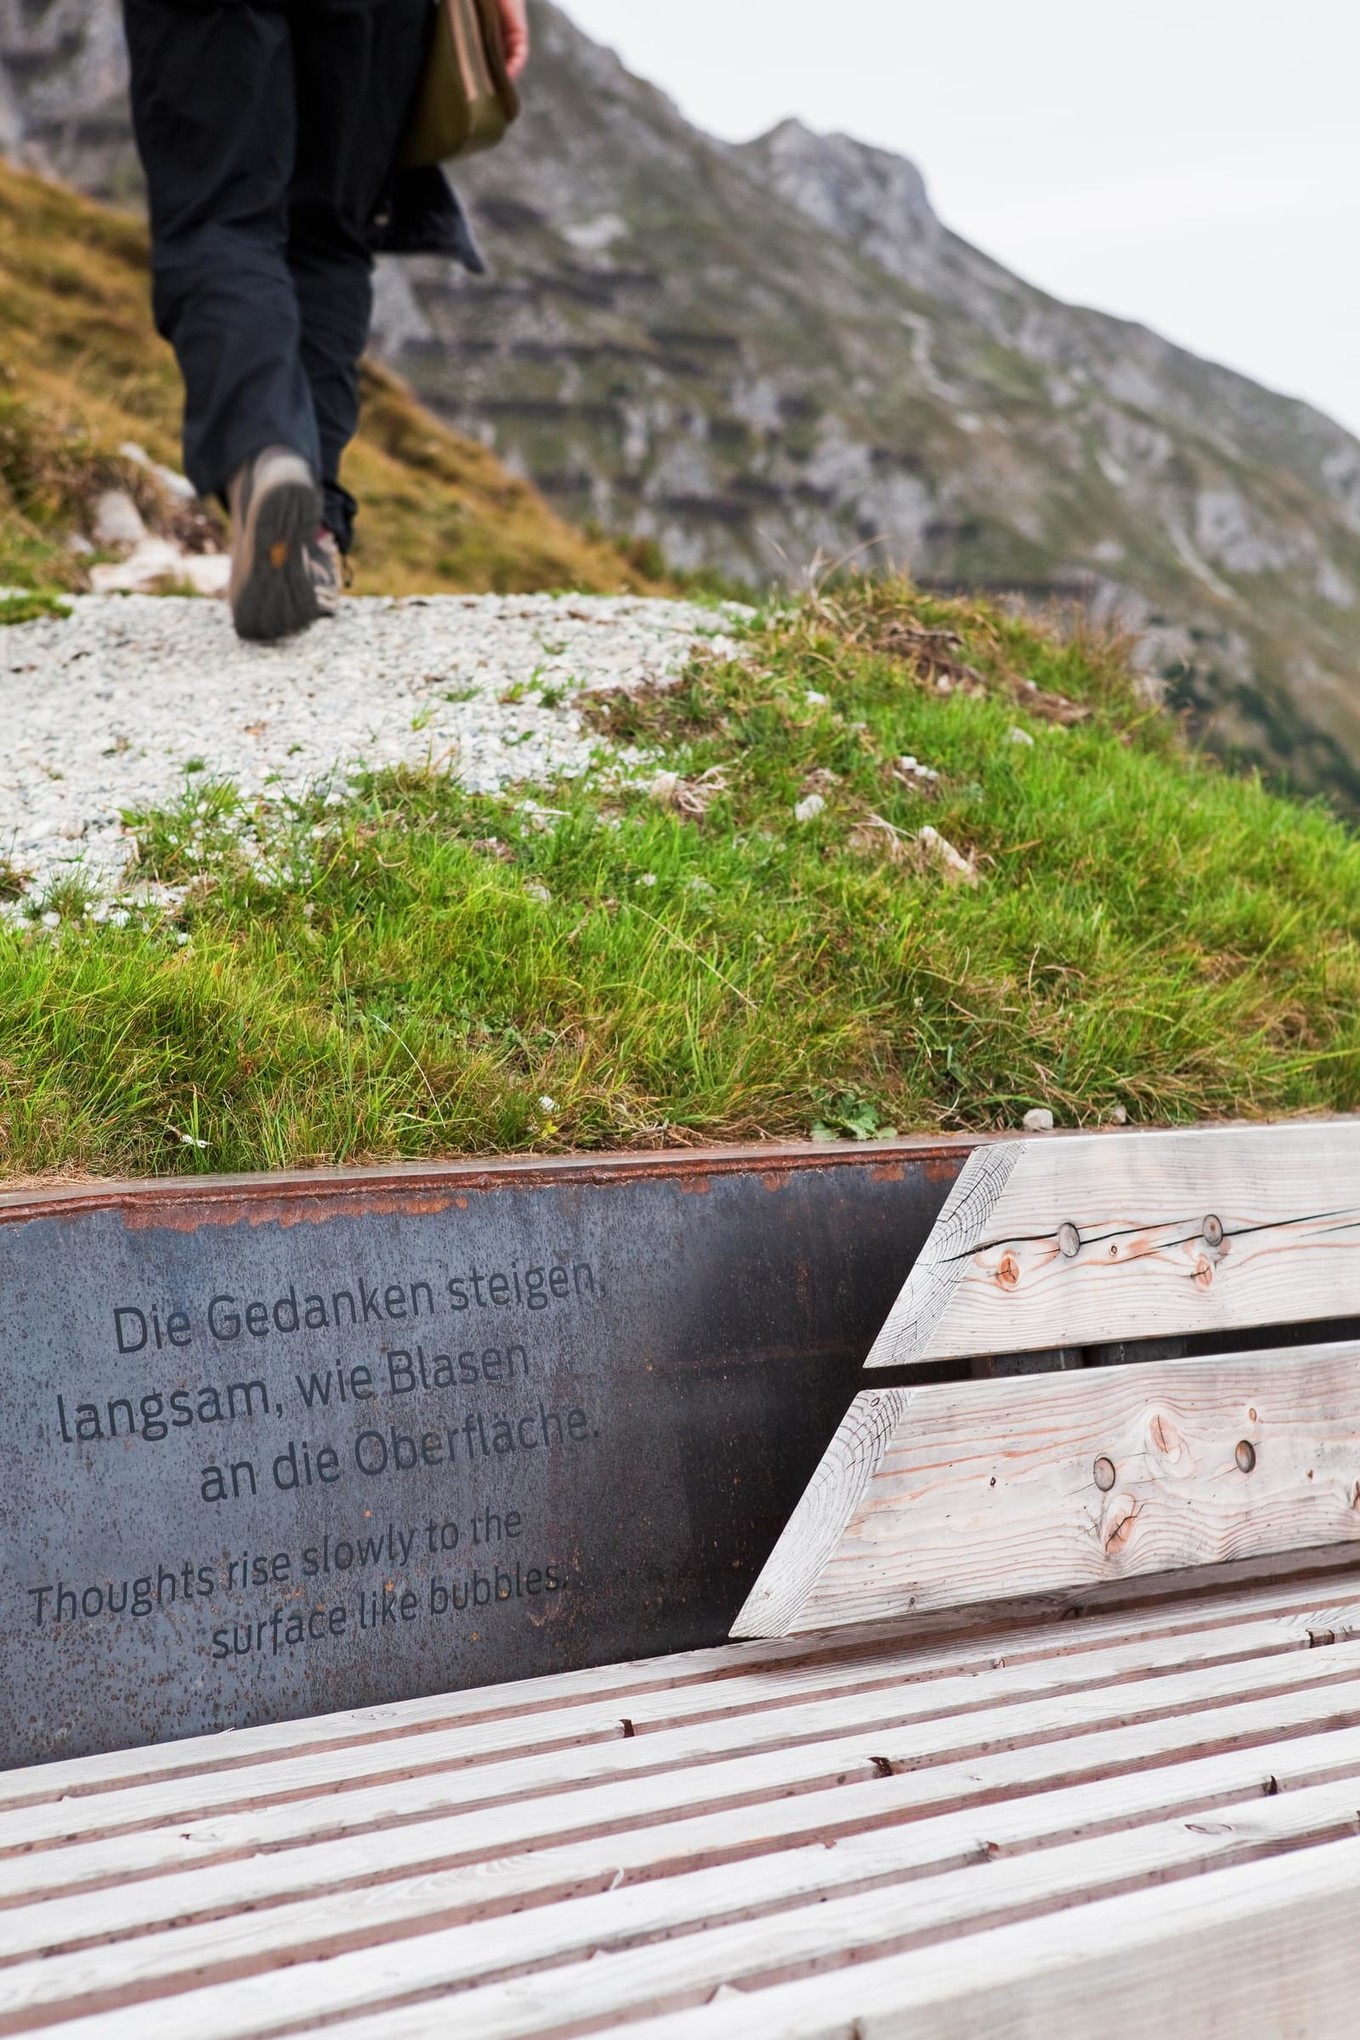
[10,1724,1360,2020]
[38,1788,1356,2040]
[6,1574,1360,2040]
[736,1343,1360,1637]
[866,1121,1360,1371]
[8,1635,1360,1915]
[9,1600,1360,1857]
[616,1839,1360,2040]
[10,1549,1358,1817]
[6,1588,1357,1955]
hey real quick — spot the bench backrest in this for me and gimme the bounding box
[735,1121,1360,1637]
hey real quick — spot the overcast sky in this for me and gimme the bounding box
[560,0,1360,438]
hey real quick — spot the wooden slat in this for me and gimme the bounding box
[27,1783,1357,2040]
[617,1838,1360,2040]
[3,1586,1356,1954]
[7,1537,1358,1818]
[4,1577,1360,2039]
[864,1121,1360,1371]
[10,1717,1360,2023]
[735,1342,1360,1635]
[8,1607,1360,1863]
[7,1629,1360,1920]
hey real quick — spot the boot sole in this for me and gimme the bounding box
[231,477,323,644]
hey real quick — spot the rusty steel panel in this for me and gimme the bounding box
[0,1139,973,1766]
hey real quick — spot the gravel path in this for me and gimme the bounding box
[0,592,744,901]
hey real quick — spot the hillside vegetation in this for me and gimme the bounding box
[4,578,1360,1180]
[0,159,649,603]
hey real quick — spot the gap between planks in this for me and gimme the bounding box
[13,1779,1359,2040]
[8,1718,1360,2024]
[608,1836,1360,2040]
[6,1630,1360,1917]
[9,1610,1360,1859]
[10,1542,1360,1816]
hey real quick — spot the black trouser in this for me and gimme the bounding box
[123,0,430,551]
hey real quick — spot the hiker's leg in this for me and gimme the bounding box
[122,0,321,498]
[287,0,430,553]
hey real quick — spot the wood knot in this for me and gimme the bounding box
[1235,1440,1256,1474]
[1103,1495,1141,1551]
[1057,1222,1081,1259]
[1148,1412,1182,1459]
[1194,1255,1214,1288]
[997,1252,1021,1288]
[1093,1455,1116,1492]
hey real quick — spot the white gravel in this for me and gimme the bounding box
[0,592,746,900]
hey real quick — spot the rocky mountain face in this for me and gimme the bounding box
[5,0,1360,804]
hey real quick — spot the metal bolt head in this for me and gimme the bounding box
[1204,1215,1224,1248]
[1093,1455,1117,1492]
[1057,1222,1081,1259]
[1235,1439,1256,1474]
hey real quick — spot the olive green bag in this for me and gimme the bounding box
[400,0,521,168]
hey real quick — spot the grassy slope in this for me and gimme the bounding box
[0,159,648,599]
[4,580,1359,1179]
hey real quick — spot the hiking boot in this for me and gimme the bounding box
[227,447,323,642]
[306,526,345,619]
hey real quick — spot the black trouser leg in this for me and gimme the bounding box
[287,0,430,552]
[122,0,429,539]
[122,0,321,500]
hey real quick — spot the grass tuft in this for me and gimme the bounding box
[3,579,1360,1179]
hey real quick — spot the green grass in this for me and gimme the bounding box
[0,588,71,626]
[4,579,1360,1180]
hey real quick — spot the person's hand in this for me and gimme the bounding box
[497,0,530,78]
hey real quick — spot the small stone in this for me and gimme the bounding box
[91,491,147,548]
[917,824,977,886]
[524,881,552,904]
[1023,1107,1055,1132]
[180,553,231,597]
[804,688,829,706]
[1109,1103,1129,1125]
[637,872,657,887]
[1008,726,1035,747]
[794,792,826,823]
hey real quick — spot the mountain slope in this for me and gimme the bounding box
[4,0,1360,802]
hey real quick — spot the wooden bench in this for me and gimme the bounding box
[5,1121,1360,2037]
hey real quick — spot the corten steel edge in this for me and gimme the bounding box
[0,1136,977,1766]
